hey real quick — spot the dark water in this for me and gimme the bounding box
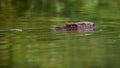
[0,0,120,68]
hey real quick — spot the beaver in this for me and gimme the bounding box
[53,21,95,32]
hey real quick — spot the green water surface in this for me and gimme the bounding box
[0,0,120,68]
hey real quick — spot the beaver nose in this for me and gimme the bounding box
[93,24,95,30]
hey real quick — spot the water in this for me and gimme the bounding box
[0,0,120,68]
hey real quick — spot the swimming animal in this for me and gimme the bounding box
[53,21,95,32]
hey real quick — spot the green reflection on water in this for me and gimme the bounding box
[0,0,120,68]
